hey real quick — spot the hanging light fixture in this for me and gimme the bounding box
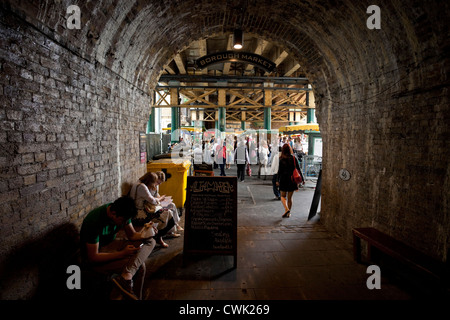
[232,1,246,50]
[233,28,243,49]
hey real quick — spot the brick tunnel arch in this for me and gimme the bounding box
[0,0,448,299]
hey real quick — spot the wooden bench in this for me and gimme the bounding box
[352,227,448,284]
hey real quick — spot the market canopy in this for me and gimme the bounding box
[162,126,204,133]
[278,124,320,134]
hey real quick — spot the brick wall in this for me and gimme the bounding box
[319,89,449,260]
[314,1,450,262]
[0,10,150,299]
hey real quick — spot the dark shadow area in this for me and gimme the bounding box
[0,223,81,300]
[146,252,235,283]
[182,253,237,279]
[359,252,450,300]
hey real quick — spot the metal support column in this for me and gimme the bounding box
[306,91,314,123]
[170,88,180,143]
[264,89,272,130]
[307,108,315,124]
[218,107,226,132]
[147,108,155,133]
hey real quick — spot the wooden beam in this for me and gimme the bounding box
[226,110,242,121]
[245,39,269,72]
[274,50,289,66]
[223,34,233,75]
[284,63,300,76]
[245,110,264,121]
[199,39,208,75]
[165,64,176,74]
[228,89,263,108]
[264,50,289,76]
[218,89,226,107]
[155,90,170,106]
[203,110,215,121]
[174,53,186,74]
[181,89,216,106]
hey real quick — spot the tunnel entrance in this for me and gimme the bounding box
[149,32,321,197]
[0,0,448,300]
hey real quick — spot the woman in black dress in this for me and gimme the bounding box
[277,143,301,217]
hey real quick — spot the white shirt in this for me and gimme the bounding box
[270,152,280,175]
[129,182,158,210]
[259,146,269,165]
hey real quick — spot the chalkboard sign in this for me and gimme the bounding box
[183,176,237,268]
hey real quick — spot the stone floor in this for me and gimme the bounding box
[139,166,421,301]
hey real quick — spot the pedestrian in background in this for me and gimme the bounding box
[234,138,249,182]
[270,147,281,200]
[217,140,227,176]
[276,144,301,218]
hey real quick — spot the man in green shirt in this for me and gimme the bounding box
[80,196,156,300]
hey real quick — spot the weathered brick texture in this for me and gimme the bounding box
[0,7,149,299]
[0,0,449,299]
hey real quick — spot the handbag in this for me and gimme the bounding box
[291,155,303,184]
[246,163,252,176]
[144,202,163,221]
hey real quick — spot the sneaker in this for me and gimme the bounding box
[112,276,138,300]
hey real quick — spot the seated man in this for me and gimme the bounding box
[80,196,156,300]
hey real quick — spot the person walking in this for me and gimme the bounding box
[217,141,227,176]
[234,138,249,182]
[269,146,281,200]
[276,144,301,217]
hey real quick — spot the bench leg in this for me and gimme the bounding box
[353,234,362,263]
[367,244,382,263]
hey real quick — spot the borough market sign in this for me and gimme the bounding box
[195,51,276,73]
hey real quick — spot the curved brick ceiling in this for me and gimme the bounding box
[6,0,447,146]
[7,0,435,99]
